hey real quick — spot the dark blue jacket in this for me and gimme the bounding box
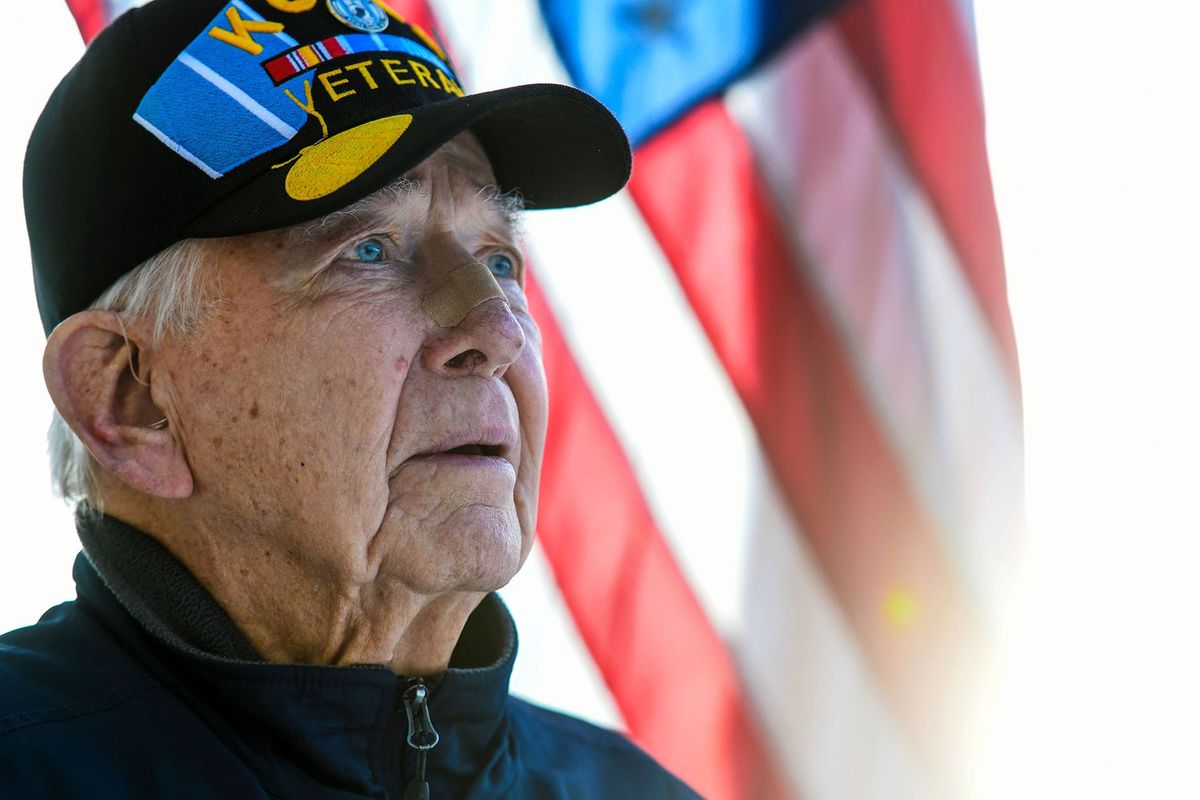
[0,514,700,799]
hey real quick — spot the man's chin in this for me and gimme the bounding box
[444,506,525,591]
[377,504,524,595]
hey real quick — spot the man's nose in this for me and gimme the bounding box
[421,295,526,378]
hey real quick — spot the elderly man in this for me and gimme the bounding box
[0,1,700,797]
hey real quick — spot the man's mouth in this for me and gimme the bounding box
[442,443,504,458]
[394,428,518,477]
[404,440,514,477]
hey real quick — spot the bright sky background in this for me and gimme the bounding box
[972,1,1200,797]
[1,2,1198,798]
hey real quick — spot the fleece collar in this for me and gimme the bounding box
[73,509,521,798]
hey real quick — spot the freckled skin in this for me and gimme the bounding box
[104,134,547,676]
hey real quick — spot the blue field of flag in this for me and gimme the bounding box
[539,0,841,145]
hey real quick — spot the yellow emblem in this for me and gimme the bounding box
[284,114,413,201]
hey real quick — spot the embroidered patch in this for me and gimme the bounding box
[134,2,306,178]
[326,0,389,33]
[133,1,461,193]
[284,113,413,200]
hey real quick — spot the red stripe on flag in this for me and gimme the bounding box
[629,100,986,782]
[65,0,107,43]
[834,0,1021,385]
[529,276,796,800]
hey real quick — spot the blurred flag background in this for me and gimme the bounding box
[3,1,1198,799]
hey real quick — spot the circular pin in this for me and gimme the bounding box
[326,0,389,33]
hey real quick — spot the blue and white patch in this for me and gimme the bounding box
[134,1,306,179]
[326,0,389,33]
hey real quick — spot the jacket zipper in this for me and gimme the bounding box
[401,678,440,800]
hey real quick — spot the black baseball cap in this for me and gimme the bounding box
[25,0,631,335]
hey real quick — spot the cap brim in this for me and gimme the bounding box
[183,83,631,237]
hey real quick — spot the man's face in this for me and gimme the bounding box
[159,133,546,599]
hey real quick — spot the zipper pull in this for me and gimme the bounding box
[401,679,439,800]
[402,679,440,751]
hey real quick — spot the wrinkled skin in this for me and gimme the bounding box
[113,134,547,674]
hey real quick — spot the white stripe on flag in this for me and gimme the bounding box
[524,194,752,636]
[178,52,298,140]
[499,542,624,730]
[132,113,223,178]
[738,457,936,800]
[726,26,1023,610]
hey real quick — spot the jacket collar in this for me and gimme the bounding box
[74,509,521,797]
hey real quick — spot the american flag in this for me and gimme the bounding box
[63,1,1024,798]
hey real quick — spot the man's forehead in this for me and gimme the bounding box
[297,142,523,245]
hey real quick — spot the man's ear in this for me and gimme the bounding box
[43,310,193,499]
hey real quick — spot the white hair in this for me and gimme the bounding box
[48,239,217,506]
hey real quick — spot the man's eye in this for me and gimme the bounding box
[486,253,516,279]
[353,238,386,263]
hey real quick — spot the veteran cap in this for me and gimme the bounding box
[25,0,631,335]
